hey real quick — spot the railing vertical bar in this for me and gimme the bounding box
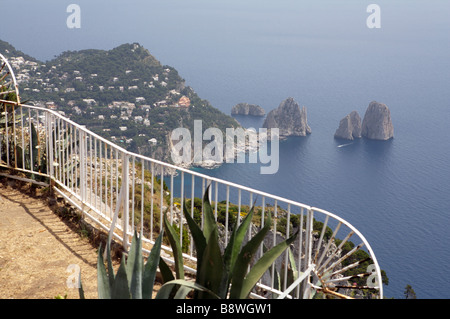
[259,196,265,260]
[122,153,130,251]
[115,149,119,218]
[49,114,55,179]
[271,200,278,290]
[180,171,184,250]
[5,104,9,166]
[248,192,253,241]
[238,189,241,226]
[63,120,67,187]
[201,177,205,229]
[214,181,218,221]
[257,196,266,288]
[12,103,17,169]
[89,134,93,208]
[80,130,86,202]
[27,108,33,172]
[104,144,108,215]
[20,105,25,169]
[170,170,174,224]
[190,174,195,255]
[109,147,113,219]
[160,165,164,233]
[303,209,314,298]
[296,207,304,298]
[36,110,42,173]
[317,222,342,269]
[225,185,230,245]
[99,138,102,212]
[141,158,144,236]
[314,215,329,265]
[94,137,98,211]
[68,124,73,191]
[58,118,62,183]
[132,156,136,234]
[283,204,291,292]
[75,127,79,197]
[150,161,154,241]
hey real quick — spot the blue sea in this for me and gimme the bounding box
[2,0,449,299]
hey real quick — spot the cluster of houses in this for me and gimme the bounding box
[4,53,195,152]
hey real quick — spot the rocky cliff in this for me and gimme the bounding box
[361,101,394,140]
[231,103,265,116]
[334,111,362,140]
[263,97,311,137]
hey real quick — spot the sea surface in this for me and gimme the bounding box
[2,0,449,299]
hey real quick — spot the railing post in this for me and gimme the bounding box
[303,208,314,299]
[79,130,86,203]
[122,153,130,251]
[47,113,54,179]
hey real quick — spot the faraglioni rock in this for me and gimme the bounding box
[262,97,311,137]
[361,101,394,140]
[334,111,362,140]
[231,103,265,116]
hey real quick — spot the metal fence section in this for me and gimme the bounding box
[0,56,383,299]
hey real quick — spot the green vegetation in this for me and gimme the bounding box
[158,187,298,299]
[1,39,241,163]
[81,229,164,299]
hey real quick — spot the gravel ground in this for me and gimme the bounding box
[0,179,102,299]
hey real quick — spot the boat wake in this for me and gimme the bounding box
[337,143,353,148]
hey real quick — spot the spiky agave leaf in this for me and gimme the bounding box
[142,229,164,299]
[229,212,299,299]
[163,212,185,280]
[126,230,143,299]
[97,243,111,299]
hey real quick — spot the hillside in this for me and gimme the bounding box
[0,40,240,163]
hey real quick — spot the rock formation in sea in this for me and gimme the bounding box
[361,101,394,140]
[231,103,265,116]
[334,111,362,140]
[262,97,311,137]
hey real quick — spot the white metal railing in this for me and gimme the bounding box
[0,56,383,299]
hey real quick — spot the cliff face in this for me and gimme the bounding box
[263,97,311,137]
[361,101,394,140]
[231,103,265,116]
[334,111,362,140]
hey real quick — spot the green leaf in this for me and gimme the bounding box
[238,230,299,299]
[223,204,255,278]
[202,186,217,244]
[142,230,164,299]
[105,233,115,290]
[111,257,131,299]
[97,243,111,299]
[229,212,272,298]
[163,213,184,279]
[196,230,224,298]
[127,231,143,299]
[155,279,220,299]
[183,202,207,271]
[159,257,175,283]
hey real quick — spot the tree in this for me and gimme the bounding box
[404,284,417,299]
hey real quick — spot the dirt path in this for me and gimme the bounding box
[0,180,100,299]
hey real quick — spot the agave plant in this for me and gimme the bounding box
[156,186,298,299]
[79,229,163,299]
